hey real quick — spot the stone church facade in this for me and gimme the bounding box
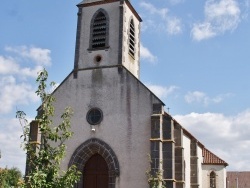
[29,0,228,187]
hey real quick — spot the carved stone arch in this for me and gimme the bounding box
[89,8,110,50]
[69,138,120,188]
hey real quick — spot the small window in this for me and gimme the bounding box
[87,108,103,125]
[90,10,108,49]
[129,19,135,57]
[210,171,216,188]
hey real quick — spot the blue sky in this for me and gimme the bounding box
[0,0,250,173]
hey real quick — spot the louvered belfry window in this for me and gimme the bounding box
[92,12,107,49]
[129,19,135,57]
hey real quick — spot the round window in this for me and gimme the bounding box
[94,55,102,64]
[86,108,103,125]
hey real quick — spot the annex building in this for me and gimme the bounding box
[29,0,228,187]
[227,172,250,188]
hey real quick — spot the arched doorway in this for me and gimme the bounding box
[83,154,109,188]
[69,138,120,187]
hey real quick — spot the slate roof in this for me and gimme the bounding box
[227,171,250,188]
[202,147,228,166]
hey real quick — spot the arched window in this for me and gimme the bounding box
[210,171,216,188]
[90,9,109,49]
[128,19,135,57]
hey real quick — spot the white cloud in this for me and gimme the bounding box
[0,45,52,172]
[185,91,207,104]
[174,109,250,170]
[0,56,19,75]
[146,83,178,99]
[0,76,39,114]
[191,0,241,41]
[140,44,158,64]
[0,46,51,79]
[140,2,168,18]
[5,46,51,66]
[19,65,44,78]
[167,17,182,35]
[0,117,28,173]
[0,46,52,78]
[185,91,232,106]
[191,23,216,41]
[140,2,182,35]
[0,55,44,78]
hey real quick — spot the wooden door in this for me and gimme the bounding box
[83,154,109,188]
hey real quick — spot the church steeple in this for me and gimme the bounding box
[73,0,142,79]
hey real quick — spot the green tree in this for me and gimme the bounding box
[0,167,23,188]
[16,69,81,188]
[146,154,166,188]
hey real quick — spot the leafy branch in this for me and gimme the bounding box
[146,154,166,188]
[16,69,81,188]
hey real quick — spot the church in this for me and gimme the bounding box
[29,0,228,187]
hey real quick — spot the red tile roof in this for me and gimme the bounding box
[203,147,228,166]
[227,172,250,188]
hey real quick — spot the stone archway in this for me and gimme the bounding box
[68,138,120,188]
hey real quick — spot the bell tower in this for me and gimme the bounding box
[73,0,142,79]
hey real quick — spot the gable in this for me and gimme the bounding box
[203,147,228,166]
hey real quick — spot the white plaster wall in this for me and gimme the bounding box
[122,3,141,78]
[202,165,227,188]
[51,68,162,188]
[183,135,190,188]
[78,2,120,69]
[197,146,203,188]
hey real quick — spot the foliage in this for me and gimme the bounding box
[146,154,166,188]
[16,69,81,188]
[0,167,23,188]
